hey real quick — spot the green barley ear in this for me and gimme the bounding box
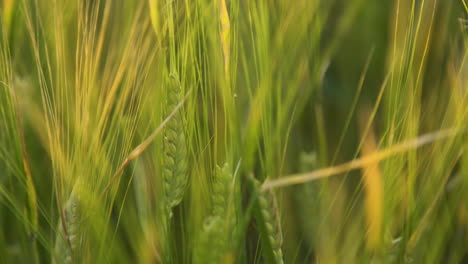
[248,175,284,264]
[194,163,237,264]
[54,192,81,264]
[212,163,239,241]
[295,152,319,247]
[163,73,188,217]
[193,216,226,264]
[299,151,318,173]
[212,163,232,217]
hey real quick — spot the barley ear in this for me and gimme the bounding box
[193,216,226,264]
[212,163,233,217]
[53,191,81,264]
[248,175,284,264]
[163,73,188,217]
[295,152,320,247]
[194,163,237,264]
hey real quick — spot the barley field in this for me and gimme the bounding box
[0,0,467,263]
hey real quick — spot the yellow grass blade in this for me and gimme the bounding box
[358,106,382,250]
[2,0,15,34]
[220,0,230,76]
[262,126,466,191]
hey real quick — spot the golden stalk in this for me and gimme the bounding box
[358,106,383,249]
[220,0,230,76]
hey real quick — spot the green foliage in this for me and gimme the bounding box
[0,0,467,263]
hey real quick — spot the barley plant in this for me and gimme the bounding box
[0,0,467,263]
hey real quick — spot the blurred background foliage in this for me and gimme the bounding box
[0,0,467,263]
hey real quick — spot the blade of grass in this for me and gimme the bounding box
[263,126,466,190]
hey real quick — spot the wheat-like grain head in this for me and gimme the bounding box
[54,191,81,264]
[163,73,188,217]
[249,175,284,264]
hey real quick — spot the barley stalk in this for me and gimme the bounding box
[2,0,16,35]
[262,127,464,190]
[358,106,383,249]
[149,0,162,36]
[219,0,230,76]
